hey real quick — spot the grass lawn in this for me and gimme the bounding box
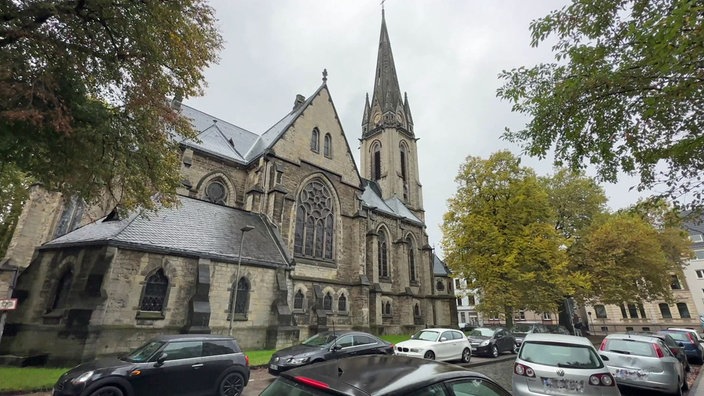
[0,366,67,392]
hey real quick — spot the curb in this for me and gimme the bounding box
[464,354,515,369]
[689,367,704,396]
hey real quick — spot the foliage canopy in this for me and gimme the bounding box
[497,0,704,211]
[1,0,223,210]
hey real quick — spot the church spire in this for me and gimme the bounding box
[370,10,404,121]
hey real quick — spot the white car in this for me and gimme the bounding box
[394,328,472,363]
[668,327,703,342]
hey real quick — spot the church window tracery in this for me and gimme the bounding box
[311,128,320,153]
[139,269,168,312]
[378,229,389,279]
[382,300,392,317]
[48,268,73,312]
[323,292,333,311]
[324,133,332,158]
[229,277,250,317]
[205,180,227,204]
[294,179,335,260]
[338,293,347,312]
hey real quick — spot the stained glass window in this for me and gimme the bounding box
[140,269,168,312]
[205,180,227,204]
[338,294,347,312]
[378,231,389,278]
[323,292,332,311]
[48,269,73,312]
[294,289,305,310]
[294,180,335,260]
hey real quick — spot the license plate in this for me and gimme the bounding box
[270,364,278,370]
[611,368,647,380]
[541,377,585,392]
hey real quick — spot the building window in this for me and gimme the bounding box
[691,234,704,243]
[626,326,634,331]
[671,275,682,290]
[338,294,347,312]
[436,280,445,291]
[323,133,332,158]
[140,269,168,312]
[516,310,526,320]
[399,142,409,201]
[697,270,704,279]
[372,142,381,181]
[383,301,392,316]
[467,295,476,305]
[542,312,551,320]
[323,292,333,311]
[659,303,672,319]
[695,250,704,260]
[293,289,305,310]
[407,237,417,283]
[414,303,421,317]
[378,230,389,279]
[460,312,466,323]
[595,305,607,319]
[229,277,250,316]
[457,297,463,306]
[627,303,639,318]
[310,128,320,152]
[205,180,227,204]
[54,196,85,238]
[677,302,691,318]
[619,304,628,318]
[294,179,335,260]
[48,269,73,312]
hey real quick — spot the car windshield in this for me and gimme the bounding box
[412,330,441,342]
[469,328,496,337]
[512,324,533,333]
[520,341,603,369]
[665,332,690,342]
[123,340,165,363]
[301,333,338,347]
[602,338,656,357]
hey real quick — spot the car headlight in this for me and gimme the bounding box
[286,356,310,365]
[409,348,421,353]
[480,340,490,347]
[71,371,94,385]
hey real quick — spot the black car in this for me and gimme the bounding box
[268,330,393,375]
[466,327,517,358]
[52,334,249,396]
[261,354,512,396]
[511,322,549,346]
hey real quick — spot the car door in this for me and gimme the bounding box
[352,334,385,356]
[157,340,205,396]
[199,339,239,395]
[494,329,509,353]
[329,335,355,359]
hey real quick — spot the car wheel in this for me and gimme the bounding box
[219,371,245,396]
[460,348,471,363]
[424,351,435,360]
[491,345,499,358]
[88,386,124,396]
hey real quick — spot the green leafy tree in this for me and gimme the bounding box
[1,1,223,210]
[0,165,30,258]
[497,0,704,211]
[441,151,578,327]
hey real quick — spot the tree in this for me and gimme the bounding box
[570,211,690,305]
[0,164,29,258]
[441,151,579,327]
[497,0,704,211]
[1,1,223,211]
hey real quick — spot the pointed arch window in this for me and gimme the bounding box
[372,142,381,181]
[378,230,389,279]
[323,292,333,311]
[205,180,227,204]
[55,197,85,238]
[323,133,332,158]
[311,128,320,152]
[407,236,417,283]
[382,301,392,316]
[229,277,250,317]
[140,269,169,312]
[294,179,335,260]
[414,303,421,317]
[436,279,445,291]
[400,142,409,200]
[48,269,73,312]
[338,294,347,312]
[294,289,305,310]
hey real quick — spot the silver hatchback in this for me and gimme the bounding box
[513,333,620,396]
[599,333,687,395]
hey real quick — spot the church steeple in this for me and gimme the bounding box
[359,10,424,216]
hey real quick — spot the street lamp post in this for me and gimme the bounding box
[229,225,254,336]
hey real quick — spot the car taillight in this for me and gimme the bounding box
[514,363,535,377]
[653,343,665,358]
[599,339,608,351]
[294,376,330,390]
[245,355,249,366]
[687,333,697,344]
[589,373,615,386]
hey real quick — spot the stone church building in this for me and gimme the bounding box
[0,12,457,364]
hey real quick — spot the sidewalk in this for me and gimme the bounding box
[690,366,704,396]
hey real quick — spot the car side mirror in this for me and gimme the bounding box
[599,354,609,361]
[331,344,342,352]
[439,337,447,342]
[155,352,168,366]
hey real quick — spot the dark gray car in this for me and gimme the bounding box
[52,334,249,396]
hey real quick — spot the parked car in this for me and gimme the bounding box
[52,334,249,396]
[661,329,704,364]
[261,354,512,396]
[394,328,472,363]
[513,333,620,396]
[599,333,687,395]
[668,327,704,342]
[467,327,517,358]
[268,330,393,375]
[651,331,691,372]
[512,323,549,346]
[546,324,571,335]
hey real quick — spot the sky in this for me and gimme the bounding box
[186,0,648,254]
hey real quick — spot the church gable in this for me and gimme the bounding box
[270,85,362,187]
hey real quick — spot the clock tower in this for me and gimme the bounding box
[360,10,424,218]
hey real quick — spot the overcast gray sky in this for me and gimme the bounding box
[186,0,647,254]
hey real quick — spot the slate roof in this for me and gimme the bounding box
[42,196,291,267]
[360,180,422,225]
[178,86,322,165]
[433,254,450,277]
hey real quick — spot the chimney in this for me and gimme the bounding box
[293,94,305,110]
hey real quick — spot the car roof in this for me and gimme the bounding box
[151,334,237,342]
[523,333,592,345]
[605,333,660,342]
[280,355,491,396]
[417,328,462,332]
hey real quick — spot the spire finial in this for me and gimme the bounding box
[322,68,328,82]
[381,0,386,14]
